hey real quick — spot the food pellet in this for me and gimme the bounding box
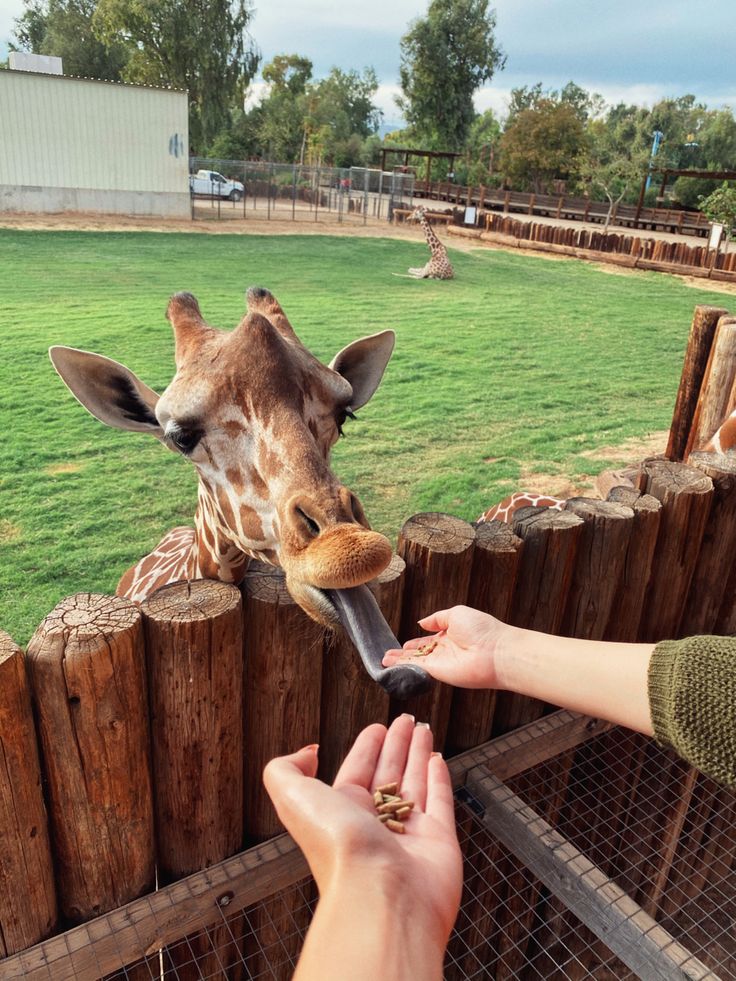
[373,785,415,833]
[386,818,405,834]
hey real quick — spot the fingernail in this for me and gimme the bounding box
[431,751,443,759]
[400,713,415,722]
[415,721,431,729]
[303,744,319,753]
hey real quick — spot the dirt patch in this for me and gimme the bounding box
[0,520,22,544]
[579,430,669,462]
[518,469,596,500]
[45,462,85,475]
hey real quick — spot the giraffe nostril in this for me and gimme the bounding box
[295,506,321,538]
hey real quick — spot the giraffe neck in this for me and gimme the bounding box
[188,489,252,584]
[421,215,444,255]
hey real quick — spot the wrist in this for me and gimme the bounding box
[493,622,535,692]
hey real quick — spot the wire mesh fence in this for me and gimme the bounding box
[25,724,730,981]
[187,158,415,225]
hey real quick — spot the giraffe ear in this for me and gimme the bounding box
[49,346,164,436]
[328,330,395,410]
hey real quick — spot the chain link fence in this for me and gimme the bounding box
[188,158,415,225]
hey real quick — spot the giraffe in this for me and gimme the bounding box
[406,206,455,280]
[703,407,736,455]
[49,287,431,698]
[478,492,565,524]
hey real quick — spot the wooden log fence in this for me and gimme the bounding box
[453,214,736,283]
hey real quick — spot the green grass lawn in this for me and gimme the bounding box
[0,227,731,644]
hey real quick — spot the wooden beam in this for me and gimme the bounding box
[466,769,720,981]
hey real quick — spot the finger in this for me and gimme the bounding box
[425,753,457,829]
[372,713,415,790]
[332,724,387,790]
[399,722,433,811]
[417,609,452,632]
[262,745,324,830]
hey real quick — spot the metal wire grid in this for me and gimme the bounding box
[7,726,734,980]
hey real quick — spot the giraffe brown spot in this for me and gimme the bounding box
[225,468,245,494]
[216,487,238,530]
[223,419,247,438]
[239,504,264,540]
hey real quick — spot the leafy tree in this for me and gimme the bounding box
[254,53,313,162]
[11,0,127,80]
[94,0,260,152]
[460,108,501,185]
[499,98,585,193]
[699,183,736,245]
[397,0,505,149]
[579,120,649,229]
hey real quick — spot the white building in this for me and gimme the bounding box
[0,65,189,218]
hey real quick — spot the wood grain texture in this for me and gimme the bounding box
[0,632,57,956]
[605,487,662,642]
[635,460,713,641]
[446,521,524,755]
[492,507,584,735]
[318,554,403,783]
[142,578,243,981]
[666,305,729,461]
[25,594,154,925]
[685,315,736,457]
[681,451,736,635]
[396,513,476,748]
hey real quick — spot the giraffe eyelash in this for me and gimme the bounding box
[336,406,357,437]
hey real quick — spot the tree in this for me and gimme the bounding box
[699,183,736,245]
[255,54,313,162]
[499,99,585,193]
[397,0,505,149]
[579,120,649,230]
[94,0,260,152]
[11,0,127,80]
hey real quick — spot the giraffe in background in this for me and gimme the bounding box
[406,206,455,280]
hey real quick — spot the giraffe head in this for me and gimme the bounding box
[50,288,399,616]
[408,206,427,223]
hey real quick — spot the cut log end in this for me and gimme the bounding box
[142,579,241,622]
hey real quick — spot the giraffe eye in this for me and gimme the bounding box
[166,424,202,455]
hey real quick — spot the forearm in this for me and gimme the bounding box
[295,872,447,981]
[496,625,655,735]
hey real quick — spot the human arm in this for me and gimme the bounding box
[382,606,655,736]
[262,715,463,981]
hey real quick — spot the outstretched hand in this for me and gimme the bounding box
[263,714,463,942]
[382,605,509,689]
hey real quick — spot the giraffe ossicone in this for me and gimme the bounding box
[406,206,455,280]
[50,287,431,699]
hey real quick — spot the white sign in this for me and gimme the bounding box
[464,206,477,225]
[709,222,724,251]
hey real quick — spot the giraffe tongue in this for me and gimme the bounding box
[327,585,433,700]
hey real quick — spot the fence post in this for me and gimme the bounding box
[636,459,713,641]
[445,520,523,755]
[0,631,57,956]
[395,513,475,749]
[142,579,243,980]
[318,554,404,783]
[292,163,297,221]
[25,594,155,924]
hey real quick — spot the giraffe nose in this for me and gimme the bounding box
[284,490,367,547]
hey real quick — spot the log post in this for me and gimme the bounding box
[142,579,243,981]
[396,513,476,749]
[680,451,736,635]
[604,487,662,642]
[665,305,728,461]
[241,563,324,841]
[240,564,324,980]
[636,460,713,641]
[492,507,584,736]
[0,632,57,956]
[318,554,404,784]
[684,315,736,457]
[561,498,635,640]
[445,521,524,755]
[25,594,154,924]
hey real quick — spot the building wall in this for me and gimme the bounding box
[0,70,189,217]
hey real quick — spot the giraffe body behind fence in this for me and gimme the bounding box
[50,287,431,698]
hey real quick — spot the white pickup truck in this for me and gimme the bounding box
[189,170,244,202]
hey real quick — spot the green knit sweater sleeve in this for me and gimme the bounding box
[648,635,736,789]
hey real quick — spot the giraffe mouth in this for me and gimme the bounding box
[323,585,433,700]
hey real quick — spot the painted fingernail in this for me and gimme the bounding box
[303,744,319,753]
[400,713,416,722]
[431,751,443,759]
[415,721,431,729]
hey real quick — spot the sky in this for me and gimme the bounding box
[1,0,735,128]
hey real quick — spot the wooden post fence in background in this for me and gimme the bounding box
[0,631,57,957]
[396,512,476,747]
[318,554,404,784]
[665,304,729,461]
[143,579,243,981]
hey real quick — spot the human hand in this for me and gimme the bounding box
[382,605,511,689]
[263,714,463,943]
